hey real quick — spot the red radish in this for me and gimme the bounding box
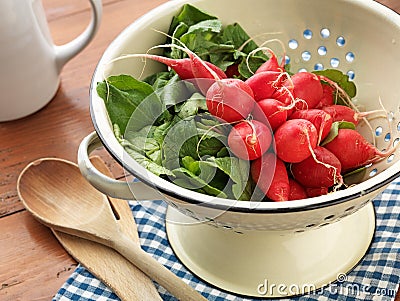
[255,49,283,73]
[283,72,323,110]
[289,109,333,144]
[225,63,240,78]
[228,120,272,160]
[315,84,335,108]
[323,128,390,171]
[206,78,255,123]
[252,98,288,131]
[271,84,296,116]
[245,71,283,101]
[322,104,360,126]
[272,84,295,106]
[291,146,343,188]
[306,187,329,197]
[288,179,307,201]
[274,119,318,163]
[251,153,289,202]
[113,53,226,82]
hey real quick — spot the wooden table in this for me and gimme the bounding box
[0,1,399,300]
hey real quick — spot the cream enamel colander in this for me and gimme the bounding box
[78,0,400,297]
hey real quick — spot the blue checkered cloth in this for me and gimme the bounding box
[54,179,400,301]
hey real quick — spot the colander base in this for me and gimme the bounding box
[165,202,375,298]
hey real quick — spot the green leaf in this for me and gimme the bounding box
[113,126,173,177]
[313,69,357,99]
[162,117,199,170]
[125,147,174,177]
[97,75,155,134]
[186,19,223,35]
[172,167,227,198]
[321,121,356,146]
[97,75,162,134]
[220,23,259,54]
[155,74,192,108]
[238,55,268,79]
[214,157,251,199]
[168,4,218,35]
[343,166,367,186]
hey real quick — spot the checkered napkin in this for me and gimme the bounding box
[54,179,400,301]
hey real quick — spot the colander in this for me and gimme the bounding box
[78,0,400,297]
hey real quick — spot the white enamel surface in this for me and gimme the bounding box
[88,0,400,230]
[166,202,375,298]
[0,0,102,122]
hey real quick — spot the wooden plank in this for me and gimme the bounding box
[42,0,119,22]
[376,0,400,12]
[0,211,76,301]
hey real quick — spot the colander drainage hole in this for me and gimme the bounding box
[324,214,335,221]
[347,70,355,80]
[375,126,383,136]
[305,223,316,228]
[369,168,378,177]
[346,52,355,63]
[320,28,330,38]
[314,63,324,71]
[318,222,330,228]
[330,58,340,68]
[336,36,346,47]
[303,29,313,39]
[302,51,311,61]
[345,206,355,212]
[387,154,395,163]
[288,39,298,49]
[318,46,327,56]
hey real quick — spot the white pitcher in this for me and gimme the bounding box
[0,0,102,122]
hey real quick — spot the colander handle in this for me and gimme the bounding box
[78,131,162,200]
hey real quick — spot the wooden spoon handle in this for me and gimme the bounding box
[113,233,208,301]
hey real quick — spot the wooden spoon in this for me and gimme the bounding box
[52,156,162,300]
[17,158,207,301]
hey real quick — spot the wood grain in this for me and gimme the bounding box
[0,211,76,301]
[52,157,162,301]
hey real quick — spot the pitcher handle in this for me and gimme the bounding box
[55,0,102,71]
[78,131,162,201]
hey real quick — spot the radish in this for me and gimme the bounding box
[321,104,363,126]
[289,109,333,144]
[225,63,240,78]
[110,53,226,82]
[251,153,289,202]
[288,179,307,201]
[107,44,227,95]
[315,84,335,108]
[228,120,272,160]
[323,128,390,171]
[255,49,283,73]
[252,98,288,131]
[206,78,255,122]
[306,187,329,198]
[245,71,284,101]
[283,72,323,110]
[291,146,343,188]
[274,119,318,163]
